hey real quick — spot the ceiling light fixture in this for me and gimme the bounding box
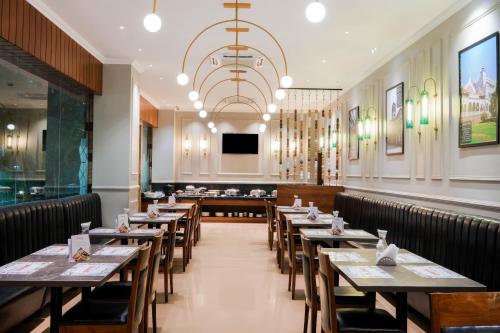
[263,113,271,121]
[208,121,215,129]
[177,73,189,86]
[6,124,15,131]
[193,100,203,110]
[188,91,199,102]
[267,104,277,113]
[259,123,266,133]
[211,127,218,134]
[306,0,326,23]
[275,89,286,100]
[119,26,125,30]
[138,48,143,52]
[281,75,293,88]
[144,0,162,32]
[199,110,208,118]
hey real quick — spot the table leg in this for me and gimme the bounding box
[81,287,91,302]
[50,287,63,333]
[121,238,128,245]
[333,241,340,286]
[395,292,408,332]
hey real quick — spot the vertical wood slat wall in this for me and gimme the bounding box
[0,0,103,95]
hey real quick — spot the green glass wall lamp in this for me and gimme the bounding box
[358,106,377,147]
[420,78,439,140]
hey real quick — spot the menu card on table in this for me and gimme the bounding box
[69,234,91,259]
[117,214,129,228]
[61,263,119,277]
[403,265,465,279]
[328,252,368,263]
[0,261,53,275]
[33,246,69,256]
[93,246,137,256]
[337,265,394,279]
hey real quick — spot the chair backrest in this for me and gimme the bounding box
[285,218,297,266]
[265,200,272,230]
[430,292,500,333]
[166,217,179,268]
[301,236,317,307]
[317,249,338,333]
[276,215,286,251]
[128,244,151,332]
[147,232,164,304]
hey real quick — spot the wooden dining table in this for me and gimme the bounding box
[89,227,163,245]
[128,212,186,227]
[276,205,324,214]
[321,248,487,332]
[0,244,140,333]
[300,228,378,246]
[157,202,194,212]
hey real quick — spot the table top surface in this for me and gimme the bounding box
[283,213,333,220]
[157,203,194,211]
[0,244,139,288]
[321,248,486,293]
[89,227,163,239]
[277,206,324,214]
[301,228,378,242]
[128,212,186,224]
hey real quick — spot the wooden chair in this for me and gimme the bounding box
[301,238,375,333]
[162,217,178,303]
[59,244,152,333]
[430,292,500,333]
[265,200,276,251]
[285,218,302,299]
[89,234,164,333]
[171,204,195,272]
[317,250,403,333]
[194,199,202,245]
[276,214,287,273]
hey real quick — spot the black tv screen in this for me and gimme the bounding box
[222,133,259,154]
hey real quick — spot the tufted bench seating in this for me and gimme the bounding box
[0,193,102,332]
[334,192,500,322]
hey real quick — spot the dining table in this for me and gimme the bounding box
[276,205,324,214]
[128,212,186,227]
[300,228,378,247]
[89,227,163,245]
[0,244,140,333]
[157,202,194,212]
[321,248,487,332]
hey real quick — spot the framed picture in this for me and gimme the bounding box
[459,32,499,148]
[348,106,359,160]
[385,82,405,155]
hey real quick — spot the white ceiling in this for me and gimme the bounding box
[33,0,468,113]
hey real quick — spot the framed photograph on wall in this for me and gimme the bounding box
[459,32,499,148]
[348,106,359,160]
[385,82,405,155]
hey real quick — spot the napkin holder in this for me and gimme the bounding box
[168,195,176,206]
[292,195,302,209]
[331,217,344,235]
[306,206,319,220]
[147,204,160,218]
[376,244,399,266]
[376,256,397,266]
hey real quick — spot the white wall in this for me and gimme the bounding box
[152,109,175,183]
[338,0,500,218]
[93,64,141,226]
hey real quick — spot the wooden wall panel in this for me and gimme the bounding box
[277,184,344,213]
[140,96,159,128]
[0,0,102,95]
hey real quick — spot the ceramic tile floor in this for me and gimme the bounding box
[24,223,426,333]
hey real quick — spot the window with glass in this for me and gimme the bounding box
[0,58,91,206]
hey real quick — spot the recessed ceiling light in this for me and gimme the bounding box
[138,48,142,52]
[321,59,327,64]
[306,79,310,83]
[345,31,349,35]
[148,64,153,68]
[119,26,125,30]
[160,77,164,80]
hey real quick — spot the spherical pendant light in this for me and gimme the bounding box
[275,89,286,100]
[267,104,277,113]
[6,124,15,131]
[208,121,215,129]
[193,100,203,110]
[176,73,189,86]
[263,113,271,122]
[211,127,218,134]
[259,123,266,133]
[188,90,199,102]
[280,75,293,88]
[306,1,326,23]
[199,110,207,118]
[143,13,162,32]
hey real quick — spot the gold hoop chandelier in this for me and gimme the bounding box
[175,1,293,133]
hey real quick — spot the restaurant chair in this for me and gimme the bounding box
[301,238,375,333]
[89,233,163,332]
[59,244,152,333]
[168,204,195,272]
[317,250,404,333]
[194,199,202,245]
[430,292,500,333]
[265,200,276,251]
[276,213,287,272]
[162,217,178,302]
[285,218,303,299]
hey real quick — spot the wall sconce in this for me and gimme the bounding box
[271,138,280,158]
[421,78,439,139]
[319,136,325,149]
[200,137,208,158]
[359,106,377,145]
[357,119,364,141]
[6,134,12,149]
[184,136,191,156]
[331,129,337,149]
[405,85,420,129]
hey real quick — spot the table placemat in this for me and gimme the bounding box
[396,253,431,264]
[93,247,137,256]
[403,265,465,279]
[338,265,394,279]
[0,262,53,275]
[33,246,69,256]
[328,252,368,263]
[61,263,120,277]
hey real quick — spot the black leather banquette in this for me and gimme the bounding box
[0,193,102,332]
[334,192,500,321]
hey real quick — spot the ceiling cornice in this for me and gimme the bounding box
[27,0,106,63]
[341,0,473,95]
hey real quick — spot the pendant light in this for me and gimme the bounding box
[267,104,277,113]
[211,127,218,134]
[306,1,326,23]
[193,100,203,110]
[280,75,293,88]
[259,123,267,133]
[199,110,207,118]
[177,73,189,86]
[144,0,162,32]
[188,91,199,102]
[208,122,215,129]
[263,113,271,122]
[275,89,286,100]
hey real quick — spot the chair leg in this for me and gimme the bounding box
[170,267,174,294]
[183,246,187,272]
[270,230,274,251]
[141,299,149,333]
[280,250,285,274]
[164,263,169,303]
[311,305,317,333]
[288,268,292,291]
[291,265,297,300]
[268,229,272,250]
[152,298,157,333]
[303,303,309,333]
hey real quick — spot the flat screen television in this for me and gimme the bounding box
[222,133,259,154]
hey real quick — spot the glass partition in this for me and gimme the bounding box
[0,58,90,206]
